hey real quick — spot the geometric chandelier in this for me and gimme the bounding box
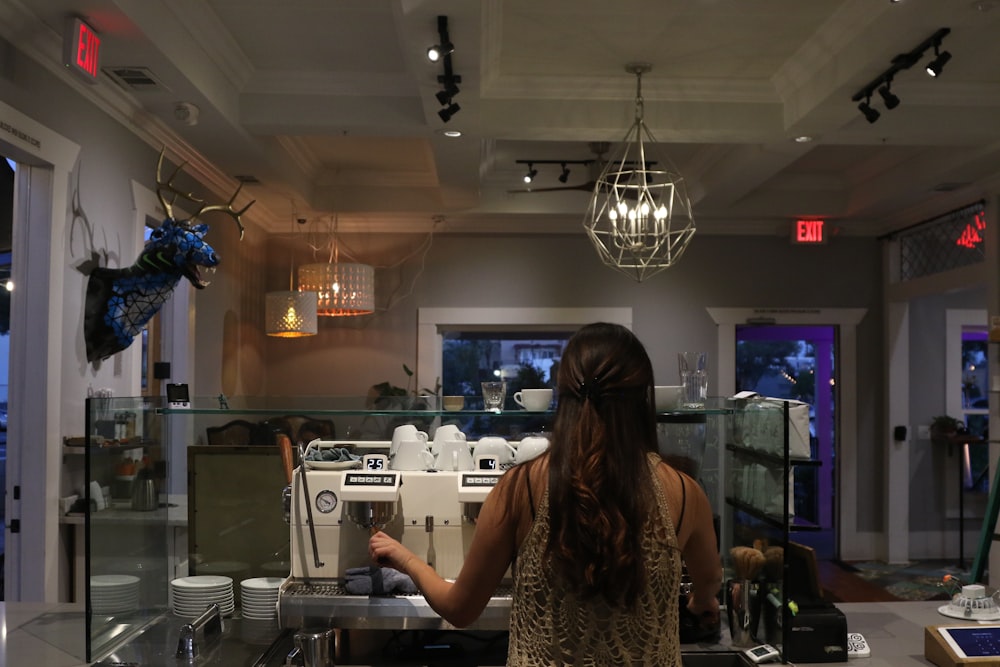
[584,62,696,282]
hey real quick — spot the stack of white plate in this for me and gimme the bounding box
[90,574,140,614]
[170,575,235,618]
[240,577,282,621]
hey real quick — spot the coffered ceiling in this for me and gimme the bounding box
[3,0,1000,236]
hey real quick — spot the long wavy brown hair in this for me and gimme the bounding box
[544,322,659,609]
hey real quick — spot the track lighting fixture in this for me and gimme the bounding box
[858,96,880,123]
[429,16,462,123]
[925,43,951,77]
[877,81,900,109]
[427,15,455,63]
[438,102,460,122]
[435,78,460,105]
[426,42,454,63]
[513,159,593,186]
[850,27,949,123]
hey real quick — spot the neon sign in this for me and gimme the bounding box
[956,211,986,249]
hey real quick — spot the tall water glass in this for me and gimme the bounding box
[481,381,507,413]
[678,352,708,408]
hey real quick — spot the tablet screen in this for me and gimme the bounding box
[939,626,1000,658]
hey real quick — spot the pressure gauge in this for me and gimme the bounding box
[315,489,338,514]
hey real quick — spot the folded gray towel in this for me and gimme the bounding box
[304,446,358,462]
[344,565,418,595]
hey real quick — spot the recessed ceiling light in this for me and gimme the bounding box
[435,129,462,138]
[794,135,813,143]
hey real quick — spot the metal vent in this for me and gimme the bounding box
[102,66,170,92]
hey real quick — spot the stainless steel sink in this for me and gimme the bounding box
[682,650,753,667]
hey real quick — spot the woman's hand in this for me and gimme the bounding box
[687,593,720,631]
[369,531,418,573]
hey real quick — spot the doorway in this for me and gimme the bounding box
[735,325,837,559]
[0,155,12,592]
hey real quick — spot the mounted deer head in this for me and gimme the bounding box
[83,150,254,363]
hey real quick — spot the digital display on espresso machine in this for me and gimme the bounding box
[478,456,498,471]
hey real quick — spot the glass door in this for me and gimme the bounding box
[735,325,837,559]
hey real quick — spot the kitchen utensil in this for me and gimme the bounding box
[294,627,335,667]
[131,468,157,511]
[481,381,507,412]
[513,388,553,411]
[515,436,550,463]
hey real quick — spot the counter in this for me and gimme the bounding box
[0,600,983,666]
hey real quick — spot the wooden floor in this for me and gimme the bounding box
[817,560,900,603]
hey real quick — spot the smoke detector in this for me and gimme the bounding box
[174,102,200,126]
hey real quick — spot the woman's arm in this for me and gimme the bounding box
[677,477,722,621]
[369,475,519,627]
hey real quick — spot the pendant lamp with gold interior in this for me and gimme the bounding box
[265,224,318,337]
[584,63,695,282]
[297,215,375,317]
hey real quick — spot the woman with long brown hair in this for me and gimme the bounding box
[369,322,721,664]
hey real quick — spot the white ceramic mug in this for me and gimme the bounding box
[431,424,465,454]
[473,436,516,465]
[654,385,683,411]
[390,424,428,458]
[513,388,554,411]
[391,439,435,470]
[436,439,474,471]
[515,435,550,464]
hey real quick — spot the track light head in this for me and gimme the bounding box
[435,78,460,105]
[558,163,571,183]
[523,164,538,184]
[426,41,454,63]
[877,83,900,109]
[438,102,460,122]
[926,49,951,77]
[858,97,880,123]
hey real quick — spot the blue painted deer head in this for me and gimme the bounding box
[84,151,253,363]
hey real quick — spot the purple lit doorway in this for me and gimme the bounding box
[736,325,837,560]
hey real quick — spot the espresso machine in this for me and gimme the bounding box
[278,453,511,634]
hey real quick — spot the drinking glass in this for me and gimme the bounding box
[481,381,507,413]
[678,352,708,408]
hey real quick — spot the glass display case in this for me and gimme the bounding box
[75,393,764,662]
[723,398,820,659]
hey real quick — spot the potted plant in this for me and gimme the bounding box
[930,415,963,446]
[367,364,441,410]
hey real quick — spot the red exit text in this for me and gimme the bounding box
[793,219,826,244]
[63,17,100,83]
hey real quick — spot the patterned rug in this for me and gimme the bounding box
[843,560,969,601]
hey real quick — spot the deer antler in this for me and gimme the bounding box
[192,184,253,240]
[154,149,253,239]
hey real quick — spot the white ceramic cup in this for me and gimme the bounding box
[391,439,435,470]
[473,436,516,465]
[431,424,465,454]
[654,385,683,411]
[390,424,428,458]
[435,439,474,471]
[515,435,550,464]
[513,388,554,411]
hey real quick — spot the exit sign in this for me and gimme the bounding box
[62,17,101,84]
[792,219,826,245]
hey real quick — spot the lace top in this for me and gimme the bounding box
[508,453,682,666]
